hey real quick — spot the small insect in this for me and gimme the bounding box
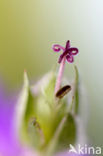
[29,117,45,144]
[55,85,71,99]
[30,117,40,128]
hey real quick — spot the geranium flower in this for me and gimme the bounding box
[0,41,88,156]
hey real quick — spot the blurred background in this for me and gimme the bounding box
[0,0,103,149]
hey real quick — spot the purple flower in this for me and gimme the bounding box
[0,82,37,156]
[52,40,79,63]
[0,40,85,156]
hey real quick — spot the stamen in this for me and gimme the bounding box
[56,85,71,99]
[52,40,79,95]
[55,57,66,94]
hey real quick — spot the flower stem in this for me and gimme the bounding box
[55,57,66,95]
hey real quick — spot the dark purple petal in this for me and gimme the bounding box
[65,40,70,50]
[52,44,65,52]
[66,55,74,63]
[68,48,79,56]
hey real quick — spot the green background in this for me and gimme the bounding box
[0,0,103,148]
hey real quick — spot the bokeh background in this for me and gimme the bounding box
[0,0,103,149]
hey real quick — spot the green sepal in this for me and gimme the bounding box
[44,99,76,156]
[56,113,76,152]
[15,68,79,154]
[15,72,37,143]
[35,72,64,145]
[33,71,68,147]
[43,71,56,106]
[74,65,79,114]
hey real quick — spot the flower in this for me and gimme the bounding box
[0,82,37,156]
[0,41,88,156]
[52,40,79,63]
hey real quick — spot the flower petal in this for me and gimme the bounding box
[0,81,38,156]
